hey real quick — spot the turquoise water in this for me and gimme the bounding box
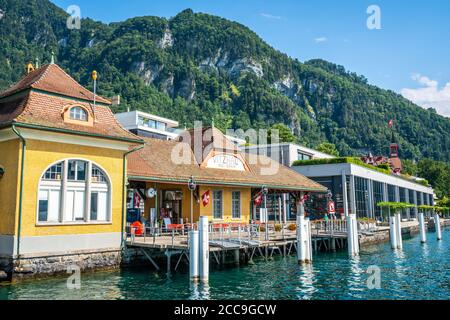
[1,228,448,300]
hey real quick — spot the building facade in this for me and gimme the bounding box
[294,162,435,220]
[126,127,327,226]
[0,64,143,278]
[242,143,335,167]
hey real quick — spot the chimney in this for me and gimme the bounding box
[111,95,121,106]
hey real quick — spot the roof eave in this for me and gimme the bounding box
[127,175,327,192]
[10,121,145,144]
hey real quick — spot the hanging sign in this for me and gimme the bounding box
[328,201,336,214]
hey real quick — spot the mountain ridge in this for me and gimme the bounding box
[0,1,449,162]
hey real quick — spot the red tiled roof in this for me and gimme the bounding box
[0,64,142,142]
[0,64,111,104]
[128,136,327,192]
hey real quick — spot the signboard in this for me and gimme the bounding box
[328,201,336,214]
[206,154,246,171]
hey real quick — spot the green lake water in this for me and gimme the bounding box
[1,228,448,300]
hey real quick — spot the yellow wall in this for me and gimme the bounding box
[143,182,251,224]
[199,186,251,223]
[0,139,20,235]
[20,139,125,237]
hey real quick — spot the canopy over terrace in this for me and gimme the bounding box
[127,127,327,225]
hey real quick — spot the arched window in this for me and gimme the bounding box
[38,160,111,224]
[69,106,88,121]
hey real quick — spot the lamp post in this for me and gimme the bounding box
[188,176,197,225]
[262,186,269,241]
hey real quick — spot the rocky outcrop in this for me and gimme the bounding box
[159,29,173,49]
[199,49,263,79]
[131,61,164,85]
[273,75,302,102]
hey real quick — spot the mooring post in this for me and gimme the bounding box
[347,214,359,256]
[389,214,398,249]
[435,213,442,241]
[419,211,427,243]
[296,195,312,264]
[395,213,403,250]
[189,230,199,282]
[199,216,209,282]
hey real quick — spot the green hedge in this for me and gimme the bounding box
[293,157,391,175]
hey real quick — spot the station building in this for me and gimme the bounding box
[0,63,144,276]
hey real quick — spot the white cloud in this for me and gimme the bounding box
[260,13,282,20]
[401,73,450,117]
[314,37,328,43]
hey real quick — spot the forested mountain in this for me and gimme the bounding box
[1,0,449,162]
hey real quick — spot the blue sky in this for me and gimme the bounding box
[51,0,450,117]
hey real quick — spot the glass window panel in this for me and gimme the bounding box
[43,163,63,180]
[70,107,88,121]
[90,192,98,221]
[91,166,107,183]
[213,191,223,219]
[232,191,241,219]
[38,190,49,222]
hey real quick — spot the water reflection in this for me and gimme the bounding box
[189,282,210,300]
[296,264,317,300]
[347,255,364,296]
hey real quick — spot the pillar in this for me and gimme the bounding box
[282,194,287,224]
[395,213,403,250]
[199,216,209,282]
[342,172,349,217]
[349,176,357,217]
[347,214,359,256]
[419,212,427,243]
[389,212,397,249]
[296,196,312,264]
[189,230,199,281]
[435,213,442,241]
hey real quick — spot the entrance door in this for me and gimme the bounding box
[162,190,183,224]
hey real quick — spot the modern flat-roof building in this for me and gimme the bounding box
[115,110,181,140]
[242,143,335,167]
[115,110,247,147]
[294,161,435,220]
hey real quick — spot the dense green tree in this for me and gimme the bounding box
[268,124,296,143]
[0,0,449,168]
[316,143,340,157]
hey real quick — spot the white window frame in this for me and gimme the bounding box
[213,190,224,220]
[231,191,242,220]
[36,158,112,226]
[69,106,88,121]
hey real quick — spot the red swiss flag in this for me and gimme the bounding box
[202,190,211,207]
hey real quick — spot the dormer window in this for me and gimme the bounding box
[70,106,88,121]
[63,105,94,126]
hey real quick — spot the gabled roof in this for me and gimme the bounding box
[0,64,142,143]
[0,64,111,104]
[127,136,327,192]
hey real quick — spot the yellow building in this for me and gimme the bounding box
[0,63,143,278]
[127,127,327,226]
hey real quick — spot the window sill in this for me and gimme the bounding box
[36,221,112,227]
